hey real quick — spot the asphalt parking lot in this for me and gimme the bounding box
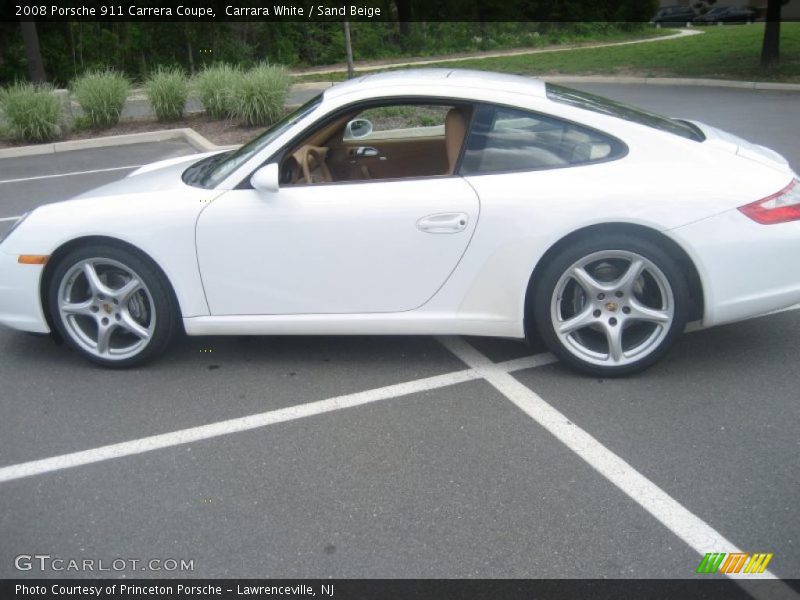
[0,85,798,583]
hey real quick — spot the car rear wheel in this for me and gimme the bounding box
[532,234,689,377]
[48,245,177,368]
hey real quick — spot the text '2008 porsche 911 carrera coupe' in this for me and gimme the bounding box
[1,69,798,376]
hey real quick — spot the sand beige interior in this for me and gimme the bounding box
[281,103,472,185]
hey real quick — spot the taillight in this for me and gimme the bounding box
[738,179,800,225]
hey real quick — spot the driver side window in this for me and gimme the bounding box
[281,102,472,185]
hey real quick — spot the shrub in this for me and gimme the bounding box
[0,83,61,143]
[72,69,130,127]
[229,63,291,126]
[194,63,241,119]
[71,69,130,128]
[145,67,188,121]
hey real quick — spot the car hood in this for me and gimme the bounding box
[688,120,793,174]
[74,150,224,199]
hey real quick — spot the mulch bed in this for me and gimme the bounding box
[0,114,267,150]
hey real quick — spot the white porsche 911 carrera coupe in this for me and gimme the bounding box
[1,69,798,375]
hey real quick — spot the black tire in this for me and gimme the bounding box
[47,244,178,368]
[531,234,690,377]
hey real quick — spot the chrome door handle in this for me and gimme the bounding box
[416,212,469,234]
[355,146,380,157]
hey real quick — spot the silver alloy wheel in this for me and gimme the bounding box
[550,250,675,368]
[56,258,156,361]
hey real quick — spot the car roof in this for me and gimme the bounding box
[323,68,548,101]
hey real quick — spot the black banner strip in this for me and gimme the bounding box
[4,579,800,600]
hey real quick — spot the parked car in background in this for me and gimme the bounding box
[693,6,756,24]
[651,5,697,25]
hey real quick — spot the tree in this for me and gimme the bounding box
[343,20,355,79]
[760,0,788,68]
[394,0,412,45]
[20,22,46,82]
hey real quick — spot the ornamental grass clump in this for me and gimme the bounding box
[229,63,291,126]
[194,63,242,119]
[145,67,189,121]
[72,69,130,128]
[0,82,61,143]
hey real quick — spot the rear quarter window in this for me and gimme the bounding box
[460,104,626,175]
[546,83,705,142]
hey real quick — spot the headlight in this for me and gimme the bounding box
[0,212,30,246]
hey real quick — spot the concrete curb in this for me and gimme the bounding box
[543,75,800,91]
[0,128,235,160]
[303,76,800,92]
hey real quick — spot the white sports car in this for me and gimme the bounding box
[1,69,798,375]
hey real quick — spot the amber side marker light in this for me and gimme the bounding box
[18,255,49,265]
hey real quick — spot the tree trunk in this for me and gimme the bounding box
[69,22,77,78]
[20,22,46,83]
[78,22,84,70]
[396,0,411,45]
[187,38,195,74]
[760,0,782,68]
[344,20,355,79]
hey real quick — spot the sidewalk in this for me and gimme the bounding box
[290,28,701,76]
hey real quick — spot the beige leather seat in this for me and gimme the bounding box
[445,107,471,174]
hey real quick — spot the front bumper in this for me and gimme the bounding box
[0,250,50,333]
[670,208,800,327]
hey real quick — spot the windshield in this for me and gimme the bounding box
[545,83,704,142]
[188,93,323,189]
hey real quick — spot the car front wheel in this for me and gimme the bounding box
[48,245,177,368]
[533,235,689,377]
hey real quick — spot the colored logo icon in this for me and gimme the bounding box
[696,552,773,574]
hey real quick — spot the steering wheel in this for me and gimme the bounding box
[296,145,332,184]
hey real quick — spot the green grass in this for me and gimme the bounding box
[293,27,671,82]
[0,82,62,142]
[72,69,130,128]
[359,105,449,130]
[229,63,291,126]
[194,63,242,119]
[296,24,800,83]
[145,67,189,121]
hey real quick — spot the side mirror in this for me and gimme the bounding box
[251,163,280,193]
[344,118,373,140]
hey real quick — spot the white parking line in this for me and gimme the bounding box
[760,302,800,317]
[0,367,481,484]
[0,165,142,185]
[437,336,792,593]
[0,351,560,483]
[0,216,21,222]
[493,352,558,372]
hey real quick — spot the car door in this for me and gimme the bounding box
[195,176,480,315]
